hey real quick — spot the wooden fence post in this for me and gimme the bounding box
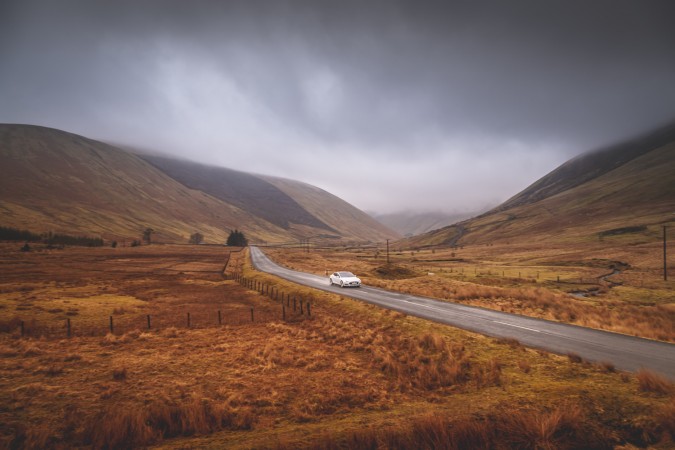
[109,316,114,334]
[20,320,24,337]
[300,299,303,314]
[218,310,222,325]
[250,307,254,322]
[282,304,286,321]
[293,296,296,311]
[147,315,151,330]
[307,302,311,317]
[67,318,71,337]
[187,312,191,328]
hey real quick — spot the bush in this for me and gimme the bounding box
[0,226,104,246]
[0,226,41,241]
[226,229,248,247]
[189,232,204,245]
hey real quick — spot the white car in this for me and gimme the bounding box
[329,271,362,288]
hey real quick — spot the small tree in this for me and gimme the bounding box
[189,232,204,245]
[142,228,154,245]
[226,229,248,247]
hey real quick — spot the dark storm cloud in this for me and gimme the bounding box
[1,0,674,213]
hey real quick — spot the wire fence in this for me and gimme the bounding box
[4,271,314,339]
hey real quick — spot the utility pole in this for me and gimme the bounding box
[386,239,390,265]
[664,226,668,281]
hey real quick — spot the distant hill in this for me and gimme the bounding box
[143,155,398,243]
[0,124,399,244]
[260,175,398,243]
[142,156,336,233]
[405,123,675,248]
[372,211,478,237]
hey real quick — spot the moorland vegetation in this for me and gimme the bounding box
[0,244,673,449]
[264,235,674,343]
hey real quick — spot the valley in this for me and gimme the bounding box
[3,2,675,448]
[0,122,674,448]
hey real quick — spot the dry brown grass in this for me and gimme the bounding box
[0,244,673,449]
[285,402,610,450]
[264,244,675,342]
[637,369,674,395]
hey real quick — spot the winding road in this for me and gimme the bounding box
[250,246,675,378]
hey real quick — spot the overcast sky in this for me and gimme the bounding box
[2,1,674,215]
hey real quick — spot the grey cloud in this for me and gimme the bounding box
[1,0,674,214]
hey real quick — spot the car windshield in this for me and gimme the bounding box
[338,272,355,277]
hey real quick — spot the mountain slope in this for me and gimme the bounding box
[373,211,477,237]
[143,156,400,243]
[406,125,675,247]
[498,121,675,211]
[0,124,290,243]
[260,175,399,243]
[0,124,398,244]
[142,156,336,233]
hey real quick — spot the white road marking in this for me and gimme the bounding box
[491,320,541,333]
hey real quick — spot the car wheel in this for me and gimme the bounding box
[328,279,333,286]
[340,281,344,287]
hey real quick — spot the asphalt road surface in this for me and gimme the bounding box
[250,246,675,378]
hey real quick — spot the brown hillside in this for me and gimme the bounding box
[0,124,397,244]
[0,124,290,243]
[141,156,399,243]
[260,175,401,243]
[498,121,675,211]
[405,128,675,247]
[142,156,336,233]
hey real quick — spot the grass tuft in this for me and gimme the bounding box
[287,402,609,450]
[518,359,532,374]
[112,367,127,381]
[636,369,674,395]
[567,352,583,364]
